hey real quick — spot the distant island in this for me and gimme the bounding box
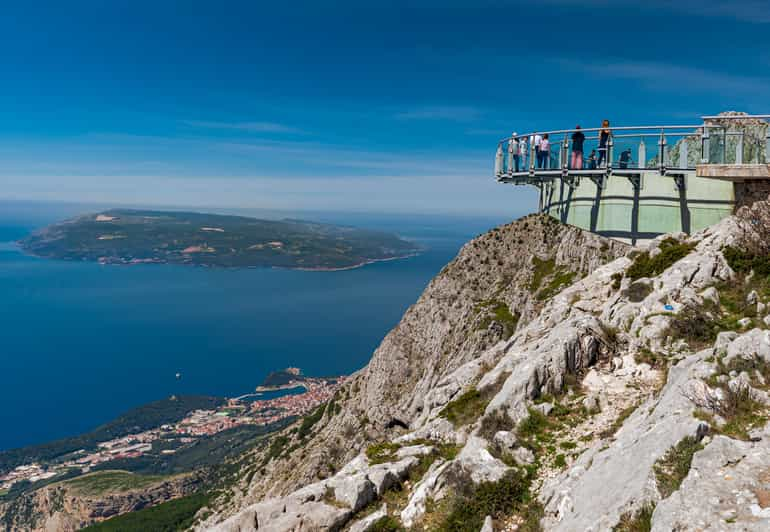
[19,209,421,270]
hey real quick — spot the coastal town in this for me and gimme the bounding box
[0,373,343,495]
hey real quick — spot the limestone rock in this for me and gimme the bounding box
[455,435,510,484]
[480,515,494,532]
[652,431,770,531]
[493,430,517,450]
[747,289,759,306]
[534,402,554,416]
[539,352,710,531]
[400,459,450,527]
[349,504,387,532]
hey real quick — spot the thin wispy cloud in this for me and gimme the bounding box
[0,132,488,180]
[531,0,770,23]
[182,120,304,134]
[556,58,770,96]
[394,105,483,122]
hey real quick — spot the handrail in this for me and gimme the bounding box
[499,115,770,146]
[701,114,770,120]
[498,124,702,145]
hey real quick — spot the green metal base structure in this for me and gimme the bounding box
[539,171,734,245]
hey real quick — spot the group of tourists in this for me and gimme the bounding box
[507,119,619,172]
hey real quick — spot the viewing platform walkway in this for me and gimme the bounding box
[495,114,770,244]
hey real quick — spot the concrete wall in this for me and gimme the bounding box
[542,171,734,244]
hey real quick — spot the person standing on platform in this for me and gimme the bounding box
[598,119,612,168]
[508,133,520,172]
[532,132,542,169]
[571,125,585,169]
[539,134,551,169]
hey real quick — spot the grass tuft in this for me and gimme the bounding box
[653,436,703,498]
[613,503,655,532]
[626,238,696,281]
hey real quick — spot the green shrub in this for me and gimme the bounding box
[478,408,516,442]
[725,355,770,389]
[440,374,509,428]
[654,436,703,498]
[81,492,211,532]
[622,281,653,303]
[665,303,738,348]
[716,386,766,440]
[626,238,696,281]
[366,442,401,465]
[613,503,655,532]
[368,515,405,532]
[298,403,327,439]
[476,300,520,339]
[722,246,770,277]
[63,471,165,496]
[266,435,289,462]
[530,257,555,292]
[440,389,488,427]
[536,269,576,301]
[436,469,535,532]
[634,349,667,369]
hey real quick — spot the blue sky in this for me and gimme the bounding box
[0,0,768,215]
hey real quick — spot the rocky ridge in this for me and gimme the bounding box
[201,198,770,531]
[198,214,628,520]
[0,471,202,532]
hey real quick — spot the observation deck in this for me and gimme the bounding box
[495,114,770,244]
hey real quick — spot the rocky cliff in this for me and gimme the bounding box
[195,215,629,526]
[198,196,770,531]
[0,470,202,532]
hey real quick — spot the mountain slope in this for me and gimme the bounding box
[203,198,770,531]
[197,214,629,524]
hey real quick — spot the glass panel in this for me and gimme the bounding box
[724,132,740,164]
[612,134,646,170]
[662,132,700,169]
[707,128,725,164]
[745,131,767,164]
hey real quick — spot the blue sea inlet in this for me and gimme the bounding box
[0,202,513,451]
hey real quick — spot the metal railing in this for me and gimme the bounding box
[495,115,770,179]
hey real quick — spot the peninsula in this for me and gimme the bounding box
[19,209,421,270]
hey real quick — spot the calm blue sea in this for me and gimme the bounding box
[0,201,517,451]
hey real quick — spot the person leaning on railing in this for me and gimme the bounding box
[619,148,633,169]
[571,125,585,169]
[587,149,597,169]
[598,119,612,168]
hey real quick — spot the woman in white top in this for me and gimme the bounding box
[539,134,551,169]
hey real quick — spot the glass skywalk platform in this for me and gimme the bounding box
[495,115,770,244]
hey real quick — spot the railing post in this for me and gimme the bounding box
[701,127,710,164]
[736,131,744,164]
[638,139,646,170]
[529,136,536,173]
[680,141,688,169]
[607,137,614,170]
[495,143,504,177]
[563,137,569,172]
[658,131,666,173]
[508,136,515,175]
